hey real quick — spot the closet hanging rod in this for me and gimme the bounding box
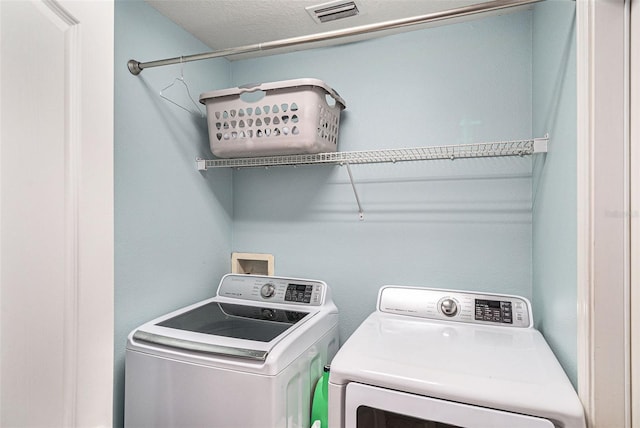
[128,0,542,75]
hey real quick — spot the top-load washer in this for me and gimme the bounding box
[125,274,339,428]
[329,285,585,428]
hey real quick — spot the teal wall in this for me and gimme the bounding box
[114,1,232,425]
[230,11,534,348]
[532,2,577,386]
[114,2,578,424]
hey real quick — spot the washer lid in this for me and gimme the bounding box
[329,311,585,426]
[157,302,308,343]
[132,299,313,361]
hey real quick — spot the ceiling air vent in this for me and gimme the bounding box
[306,0,360,24]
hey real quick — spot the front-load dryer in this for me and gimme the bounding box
[328,286,585,428]
[125,274,339,428]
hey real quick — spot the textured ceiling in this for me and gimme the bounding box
[145,0,517,59]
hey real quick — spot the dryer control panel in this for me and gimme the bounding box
[377,286,532,328]
[217,274,326,306]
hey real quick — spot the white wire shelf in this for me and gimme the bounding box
[196,136,549,171]
[196,135,548,221]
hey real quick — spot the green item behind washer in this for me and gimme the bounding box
[310,365,330,428]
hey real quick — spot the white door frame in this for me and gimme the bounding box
[576,0,630,427]
[65,1,115,425]
[630,0,639,426]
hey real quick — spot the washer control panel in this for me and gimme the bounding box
[217,274,326,306]
[378,286,532,328]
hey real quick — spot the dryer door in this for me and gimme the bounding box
[345,383,554,428]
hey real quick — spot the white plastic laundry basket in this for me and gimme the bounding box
[199,78,346,158]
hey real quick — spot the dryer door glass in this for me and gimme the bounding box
[345,383,554,428]
[158,302,309,342]
[357,406,459,427]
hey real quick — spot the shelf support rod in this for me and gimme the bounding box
[127,0,543,75]
[343,162,364,221]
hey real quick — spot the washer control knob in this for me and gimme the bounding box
[440,298,458,317]
[260,283,276,299]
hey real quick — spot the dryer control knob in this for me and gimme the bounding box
[440,298,458,317]
[260,283,276,299]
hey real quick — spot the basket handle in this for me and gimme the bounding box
[322,86,346,110]
[237,83,263,93]
[237,83,268,103]
[237,80,346,109]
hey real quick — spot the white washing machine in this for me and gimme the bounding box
[328,286,585,428]
[125,274,339,428]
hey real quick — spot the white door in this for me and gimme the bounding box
[0,1,114,426]
[345,383,554,428]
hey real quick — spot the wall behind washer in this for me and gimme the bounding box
[229,11,534,345]
[113,3,579,422]
[113,1,232,426]
[532,2,577,386]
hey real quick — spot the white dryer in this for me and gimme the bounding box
[328,286,585,428]
[125,274,339,428]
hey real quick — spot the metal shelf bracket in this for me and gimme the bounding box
[342,162,364,221]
